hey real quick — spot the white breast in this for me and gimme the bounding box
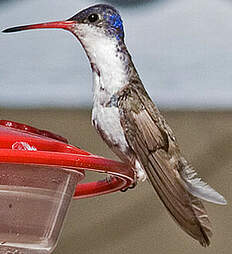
[91,72,128,154]
[92,103,128,149]
[77,24,130,157]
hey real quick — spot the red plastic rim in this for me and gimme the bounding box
[0,120,135,199]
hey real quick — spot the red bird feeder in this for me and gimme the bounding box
[0,120,134,254]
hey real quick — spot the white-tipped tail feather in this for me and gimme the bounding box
[181,164,227,205]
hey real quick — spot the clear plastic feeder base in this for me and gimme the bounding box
[0,163,83,254]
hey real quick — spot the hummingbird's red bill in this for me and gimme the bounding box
[2,21,76,33]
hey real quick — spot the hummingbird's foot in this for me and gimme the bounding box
[128,181,137,189]
[120,181,137,192]
[120,166,138,192]
[120,187,128,192]
[120,173,137,192]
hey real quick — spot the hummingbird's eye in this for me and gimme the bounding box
[88,13,99,23]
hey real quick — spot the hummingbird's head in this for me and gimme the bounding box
[2,4,124,42]
[68,4,124,42]
[3,4,129,80]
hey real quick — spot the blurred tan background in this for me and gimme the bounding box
[1,108,231,254]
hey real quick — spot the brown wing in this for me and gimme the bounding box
[118,84,212,246]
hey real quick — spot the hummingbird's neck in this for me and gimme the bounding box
[78,29,139,100]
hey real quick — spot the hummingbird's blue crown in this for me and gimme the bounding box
[68,4,124,41]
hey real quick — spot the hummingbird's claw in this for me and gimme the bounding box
[128,182,137,189]
[120,181,137,192]
[120,187,128,192]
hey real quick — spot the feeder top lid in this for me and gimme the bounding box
[0,120,90,155]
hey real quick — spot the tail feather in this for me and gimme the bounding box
[138,148,213,246]
[180,160,227,205]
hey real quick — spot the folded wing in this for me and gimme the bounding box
[118,84,218,246]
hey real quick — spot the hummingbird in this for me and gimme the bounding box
[3,4,226,246]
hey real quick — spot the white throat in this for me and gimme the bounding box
[77,24,128,105]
